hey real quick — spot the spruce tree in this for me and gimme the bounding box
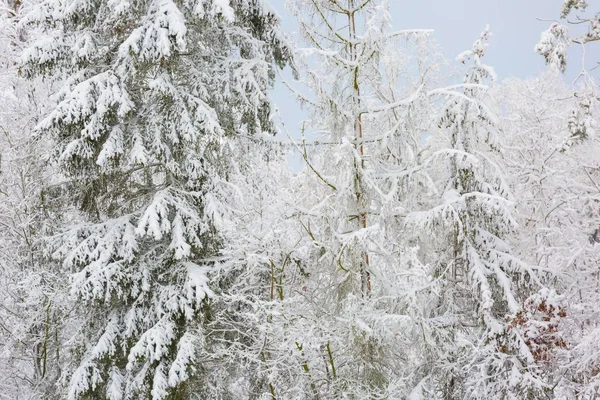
[19,0,288,398]
[416,28,545,398]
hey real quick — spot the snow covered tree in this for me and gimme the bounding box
[0,1,70,397]
[483,66,600,400]
[495,74,600,399]
[193,137,305,399]
[18,0,289,398]
[534,4,600,398]
[236,1,487,398]
[412,28,549,399]
[536,0,598,147]
[536,0,599,74]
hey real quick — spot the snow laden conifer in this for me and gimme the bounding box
[415,28,548,399]
[18,0,288,398]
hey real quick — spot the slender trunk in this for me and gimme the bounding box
[348,0,371,296]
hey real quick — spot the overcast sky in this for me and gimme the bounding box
[267,0,597,167]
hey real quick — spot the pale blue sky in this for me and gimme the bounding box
[271,0,595,79]
[268,0,598,166]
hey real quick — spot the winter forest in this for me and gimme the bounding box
[0,0,599,398]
